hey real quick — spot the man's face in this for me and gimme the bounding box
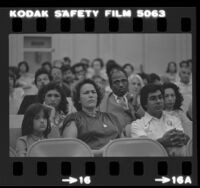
[146,90,164,116]
[111,70,128,97]
[63,70,74,83]
[36,74,50,90]
[74,66,86,80]
[179,67,191,84]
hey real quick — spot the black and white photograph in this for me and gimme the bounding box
[9,34,193,157]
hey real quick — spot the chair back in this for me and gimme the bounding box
[27,138,94,157]
[103,138,168,157]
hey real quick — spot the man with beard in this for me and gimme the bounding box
[99,65,144,132]
[18,68,51,114]
[131,84,190,156]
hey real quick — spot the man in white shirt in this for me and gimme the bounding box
[131,84,190,156]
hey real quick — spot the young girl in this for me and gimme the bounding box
[16,103,51,157]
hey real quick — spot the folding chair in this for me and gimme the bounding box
[103,138,168,157]
[27,138,94,157]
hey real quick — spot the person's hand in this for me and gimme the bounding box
[43,102,56,122]
[157,129,180,147]
[158,129,187,148]
[127,93,139,112]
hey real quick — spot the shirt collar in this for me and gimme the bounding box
[144,111,166,126]
[113,92,128,101]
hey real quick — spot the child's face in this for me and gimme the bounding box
[33,110,47,133]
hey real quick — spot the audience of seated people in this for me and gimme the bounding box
[130,84,190,156]
[18,68,51,114]
[9,58,193,157]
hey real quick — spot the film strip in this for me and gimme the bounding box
[0,7,197,186]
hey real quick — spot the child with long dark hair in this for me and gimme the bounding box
[16,103,51,157]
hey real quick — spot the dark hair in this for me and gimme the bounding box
[106,59,118,76]
[179,60,189,68]
[72,79,103,111]
[108,64,128,87]
[21,103,51,138]
[18,61,29,73]
[149,73,160,84]
[42,61,52,70]
[162,82,183,111]
[9,66,20,80]
[34,68,52,85]
[37,82,68,114]
[166,61,177,73]
[123,63,134,72]
[61,65,72,73]
[63,57,71,63]
[138,73,149,84]
[140,84,163,111]
[91,58,104,68]
[72,62,86,73]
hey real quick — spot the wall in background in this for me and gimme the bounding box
[9,34,191,76]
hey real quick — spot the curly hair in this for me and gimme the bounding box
[72,79,103,111]
[34,68,52,85]
[162,82,184,111]
[37,82,68,114]
[21,103,51,138]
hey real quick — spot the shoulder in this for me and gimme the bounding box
[16,136,28,147]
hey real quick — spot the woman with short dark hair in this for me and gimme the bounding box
[61,79,122,150]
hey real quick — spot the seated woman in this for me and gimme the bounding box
[16,103,51,157]
[37,82,69,129]
[61,79,122,150]
[162,82,192,139]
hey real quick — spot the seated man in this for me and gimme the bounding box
[131,84,190,156]
[100,64,144,132]
[18,68,51,114]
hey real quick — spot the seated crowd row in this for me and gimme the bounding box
[9,58,193,157]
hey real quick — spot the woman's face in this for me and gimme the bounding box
[80,83,98,109]
[129,77,142,95]
[124,65,133,76]
[44,89,61,109]
[33,110,47,133]
[168,63,176,73]
[19,64,27,73]
[93,61,102,72]
[164,88,176,110]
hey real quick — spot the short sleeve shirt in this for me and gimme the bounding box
[131,112,184,140]
[61,111,121,150]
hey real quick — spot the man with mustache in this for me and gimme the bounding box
[131,84,190,156]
